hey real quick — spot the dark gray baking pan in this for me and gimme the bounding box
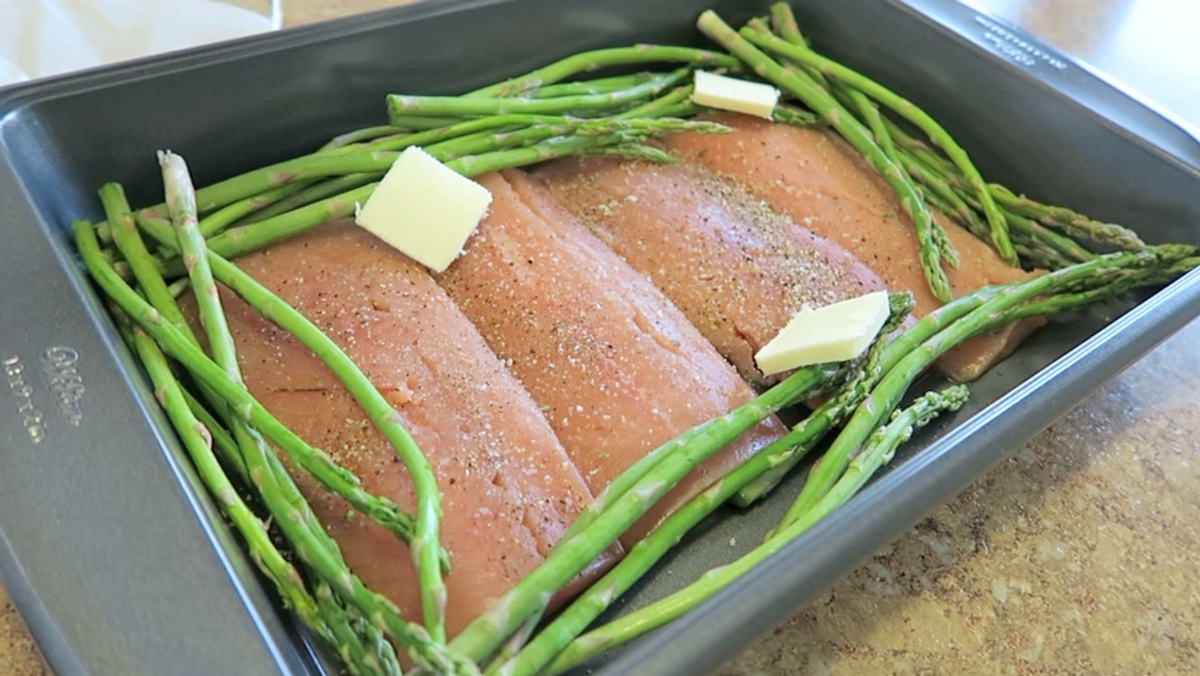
[1,1,1198,675]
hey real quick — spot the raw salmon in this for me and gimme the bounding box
[436,170,787,544]
[208,222,603,638]
[533,158,887,386]
[661,114,1044,381]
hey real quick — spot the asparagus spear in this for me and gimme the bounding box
[771,245,1193,534]
[443,361,841,667]
[615,85,693,118]
[94,196,430,553]
[152,123,714,274]
[143,180,452,638]
[748,4,1016,265]
[236,174,383,226]
[197,179,317,237]
[76,220,479,674]
[528,72,658,98]
[897,146,1093,268]
[882,115,1144,252]
[467,45,740,98]
[124,322,344,654]
[316,581,403,676]
[988,182,1145,251]
[545,385,970,674]
[696,10,954,303]
[771,104,824,127]
[321,124,407,151]
[179,387,246,482]
[492,295,910,676]
[387,69,689,122]
[106,250,405,676]
[504,247,1197,675]
[575,143,678,163]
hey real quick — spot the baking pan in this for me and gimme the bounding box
[1,1,1198,675]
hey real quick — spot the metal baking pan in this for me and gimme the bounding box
[1,1,1198,674]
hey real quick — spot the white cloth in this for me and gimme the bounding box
[0,0,278,87]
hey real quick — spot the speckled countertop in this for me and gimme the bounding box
[2,1,1198,674]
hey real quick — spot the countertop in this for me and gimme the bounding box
[2,0,1197,674]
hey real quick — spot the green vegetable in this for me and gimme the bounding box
[467,45,740,98]
[446,361,838,667]
[546,384,970,674]
[742,19,1017,266]
[696,9,955,302]
[388,69,690,121]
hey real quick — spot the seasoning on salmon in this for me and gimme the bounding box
[533,157,887,386]
[661,114,1045,381]
[436,170,787,544]
[208,222,604,638]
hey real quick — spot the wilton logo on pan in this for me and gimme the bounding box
[42,346,85,427]
[3,346,86,445]
[974,15,1068,70]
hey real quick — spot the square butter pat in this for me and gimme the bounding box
[755,291,891,375]
[691,70,780,119]
[355,146,492,272]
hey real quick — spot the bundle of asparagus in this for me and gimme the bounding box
[73,4,1196,675]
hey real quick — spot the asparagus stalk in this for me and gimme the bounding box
[443,361,841,667]
[526,72,659,98]
[771,104,824,127]
[771,245,1193,534]
[76,220,478,674]
[615,85,693,118]
[155,123,710,274]
[387,69,690,122]
[110,266,399,676]
[988,182,1145,251]
[898,146,1092,268]
[883,115,1143,252]
[316,582,403,676]
[179,387,246,481]
[93,199,430,554]
[424,117,727,160]
[545,385,970,674]
[321,125,407,151]
[236,173,382,226]
[140,189,452,637]
[125,322,342,652]
[696,10,954,303]
[746,5,1017,265]
[493,296,909,676]
[576,143,678,163]
[504,248,1197,675]
[467,45,740,98]
[197,179,318,238]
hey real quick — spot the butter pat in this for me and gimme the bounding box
[354,146,492,272]
[691,70,780,119]
[755,291,891,375]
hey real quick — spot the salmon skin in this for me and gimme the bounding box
[437,170,787,544]
[533,157,887,386]
[661,114,1045,382]
[207,221,603,638]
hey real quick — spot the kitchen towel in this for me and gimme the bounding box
[0,0,278,87]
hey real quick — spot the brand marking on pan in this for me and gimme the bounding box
[41,346,85,427]
[4,355,46,444]
[974,15,1068,71]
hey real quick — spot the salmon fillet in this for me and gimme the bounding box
[661,114,1044,381]
[207,222,602,638]
[533,158,887,386]
[437,170,787,544]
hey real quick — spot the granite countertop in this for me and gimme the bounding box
[2,0,1198,674]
